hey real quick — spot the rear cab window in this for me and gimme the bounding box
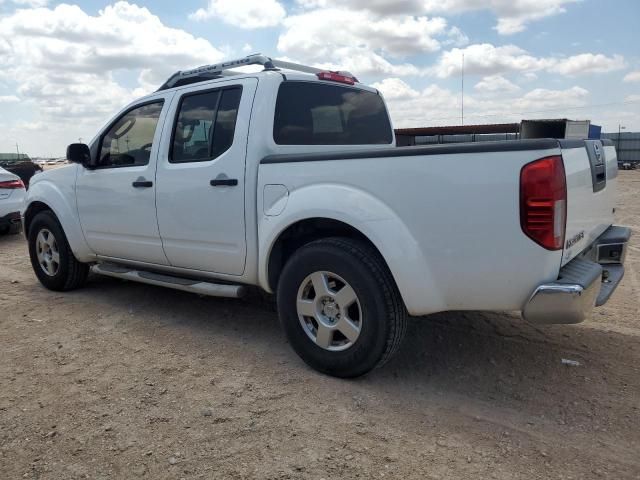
[273,81,392,145]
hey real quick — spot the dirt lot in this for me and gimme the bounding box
[1,173,639,480]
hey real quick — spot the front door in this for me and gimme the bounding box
[76,96,171,265]
[155,78,256,275]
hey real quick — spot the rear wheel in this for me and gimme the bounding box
[28,211,89,291]
[277,237,407,378]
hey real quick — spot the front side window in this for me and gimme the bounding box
[273,82,393,145]
[98,101,164,168]
[171,87,242,163]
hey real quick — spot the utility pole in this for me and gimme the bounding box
[15,142,20,159]
[618,124,626,154]
[461,53,465,126]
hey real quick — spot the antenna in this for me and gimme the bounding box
[461,53,465,126]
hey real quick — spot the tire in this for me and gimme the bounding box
[28,211,89,291]
[277,237,407,378]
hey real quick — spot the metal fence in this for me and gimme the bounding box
[408,130,640,164]
[601,132,640,163]
[414,133,519,145]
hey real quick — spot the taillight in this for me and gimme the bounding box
[520,155,567,250]
[0,179,25,189]
[316,71,356,85]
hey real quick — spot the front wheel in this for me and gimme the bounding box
[277,237,407,378]
[28,211,89,291]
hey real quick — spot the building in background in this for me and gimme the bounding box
[395,123,520,146]
[601,131,640,165]
[395,119,639,166]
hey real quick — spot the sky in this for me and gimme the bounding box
[0,0,638,157]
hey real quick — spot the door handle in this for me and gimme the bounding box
[210,178,238,187]
[132,180,153,188]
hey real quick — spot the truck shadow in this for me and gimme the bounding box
[376,310,639,427]
[80,274,639,428]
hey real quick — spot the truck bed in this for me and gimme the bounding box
[259,138,616,316]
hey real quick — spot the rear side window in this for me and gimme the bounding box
[171,87,242,163]
[273,82,392,145]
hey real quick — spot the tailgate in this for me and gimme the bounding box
[561,139,617,266]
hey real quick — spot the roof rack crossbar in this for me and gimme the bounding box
[157,54,355,91]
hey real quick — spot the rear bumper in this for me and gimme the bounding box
[522,225,630,325]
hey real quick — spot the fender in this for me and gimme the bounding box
[24,165,95,263]
[258,183,446,316]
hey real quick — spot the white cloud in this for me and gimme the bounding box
[512,85,588,110]
[0,2,225,154]
[189,0,286,28]
[444,26,469,47]
[624,71,640,83]
[296,0,579,35]
[626,94,640,103]
[483,0,580,35]
[305,48,423,77]
[279,8,447,58]
[474,75,520,94]
[432,44,554,78]
[372,77,464,127]
[371,78,420,100]
[277,8,457,76]
[0,95,20,103]
[0,0,49,6]
[550,53,626,76]
[432,44,625,78]
[373,78,590,128]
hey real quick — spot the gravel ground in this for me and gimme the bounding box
[1,172,639,480]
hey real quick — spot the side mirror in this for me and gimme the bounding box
[66,143,92,167]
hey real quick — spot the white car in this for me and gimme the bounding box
[0,166,26,234]
[22,54,630,377]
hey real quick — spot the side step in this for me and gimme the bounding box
[92,263,246,299]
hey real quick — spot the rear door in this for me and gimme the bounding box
[155,78,257,275]
[561,140,617,265]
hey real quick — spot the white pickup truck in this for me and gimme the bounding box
[23,54,630,377]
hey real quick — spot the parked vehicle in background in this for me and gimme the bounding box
[618,161,637,170]
[45,158,67,166]
[0,153,43,188]
[22,54,630,377]
[0,166,26,235]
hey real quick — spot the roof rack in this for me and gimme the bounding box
[157,53,357,91]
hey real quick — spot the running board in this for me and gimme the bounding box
[92,263,246,298]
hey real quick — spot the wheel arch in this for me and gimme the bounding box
[23,201,54,238]
[260,210,445,316]
[24,180,95,262]
[266,217,388,292]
